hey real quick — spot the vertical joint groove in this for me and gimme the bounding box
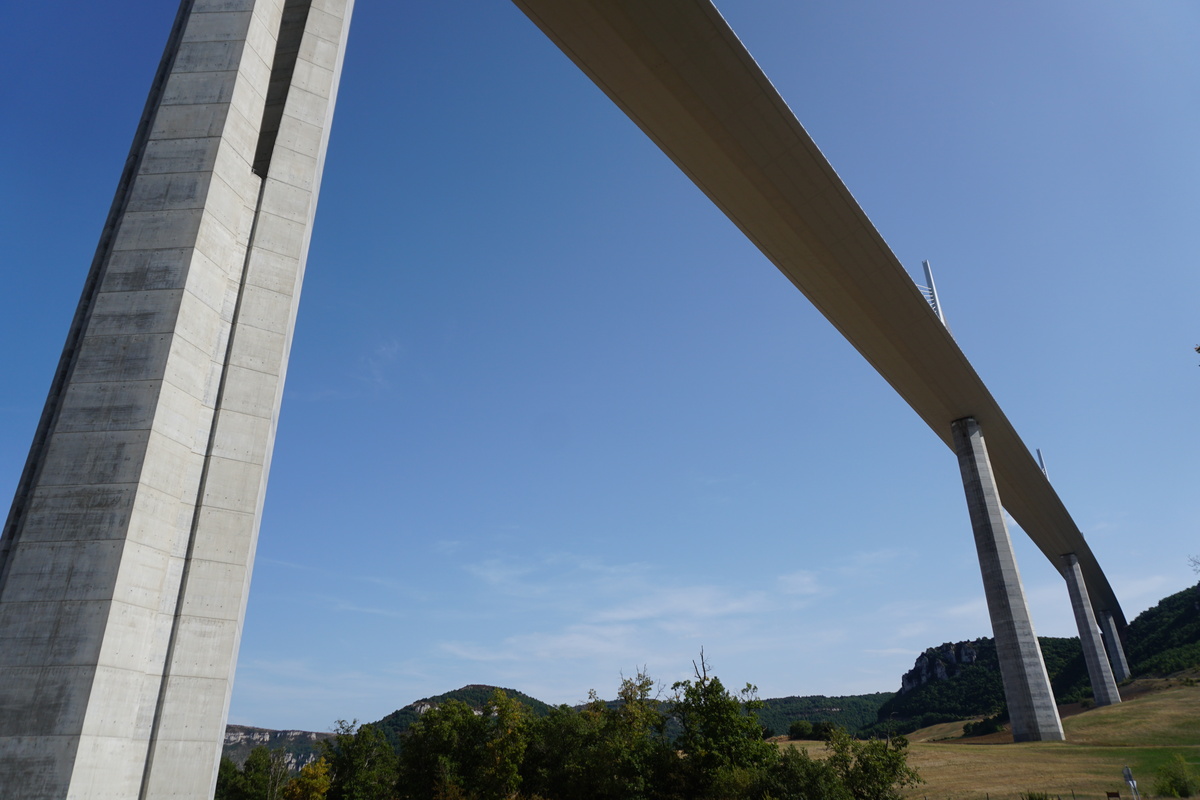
[253,0,313,176]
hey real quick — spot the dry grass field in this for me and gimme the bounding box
[781,673,1200,800]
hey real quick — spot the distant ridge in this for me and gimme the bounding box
[222,724,331,768]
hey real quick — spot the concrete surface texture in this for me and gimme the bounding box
[1101,611,1132,683]
[1062,553,1121,706]
[952,417,1064,742]
[0,0,353,796]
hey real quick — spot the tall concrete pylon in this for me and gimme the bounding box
[1101,610,1132,682]
[951,417,1064,742]
[1062,553,1121,706]
[0,0,353,796]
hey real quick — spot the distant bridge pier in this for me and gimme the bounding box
[1062,554,1121,706]
[951,417,1065,742]
[1100,610,1131,682]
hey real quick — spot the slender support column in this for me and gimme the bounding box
[951,417,1064,742]
[1061,554,1121,706]
[1100,610,1131,682]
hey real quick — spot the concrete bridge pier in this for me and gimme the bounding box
[1100,610,1132,682]
[0,0,353,796]
[951,417,1065,742]
[1061,554,1121,706]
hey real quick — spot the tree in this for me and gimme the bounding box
[1152,754,1200,798]
[811,720,837,741]
[215,755,245,800]
[284,757,332,800]
[521,670,676,800]
[324,720,399,800]
[217,748,292,800]
[521,702,605,800]
[397,690,528,800]
[242,747,292,800]
[476,690,529,800]
[397,699,487,800]
[669,653,777,796]
[595,671,673,800]
[753,747,851,800]
[823,728,922,800]
[787,720,814,740]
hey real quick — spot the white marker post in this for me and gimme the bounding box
[1124,766,1141,800]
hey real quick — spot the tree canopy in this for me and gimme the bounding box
[217,659,922,800]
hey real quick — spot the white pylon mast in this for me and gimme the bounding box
[921,259,946,325]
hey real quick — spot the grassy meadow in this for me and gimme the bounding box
[780,673,1200,800]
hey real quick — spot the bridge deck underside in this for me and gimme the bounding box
[512,0,1123,627]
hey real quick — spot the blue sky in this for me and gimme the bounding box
[2,1,1198,731]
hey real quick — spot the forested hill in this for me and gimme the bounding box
[862,580,1200,735]
[373,684,553,747]
[1124,580,1200,675]
[756,693,893,737]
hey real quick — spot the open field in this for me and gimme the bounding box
[781,674,1200,800]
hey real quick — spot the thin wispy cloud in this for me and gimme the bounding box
[1116,573,1176,603]
[832,547,912,578]
[939,597,989,620]
[357,337,404,389]
[863,647,920,656]
[463,558,545,597]
[777,570,822,596]
[326,600,411,619]
[434,539,464,556]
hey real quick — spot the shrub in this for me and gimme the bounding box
[811,720,836,741]
[1152,754,1200,798]
[961,713,1006,738]
[787,720,813,740]
[823,729,922,800]
[753,747,851,800]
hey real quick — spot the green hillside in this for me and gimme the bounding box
[373,684,553,747]
[756,692,893,736]
[864,581,1200,735]
[897,674,1200,798]
[1126,581,1200,675]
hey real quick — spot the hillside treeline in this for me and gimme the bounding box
[217,660,919,800]
[755,693,893,737]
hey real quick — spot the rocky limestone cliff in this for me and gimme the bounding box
[898,640,979,695]
[222,725,331,769]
